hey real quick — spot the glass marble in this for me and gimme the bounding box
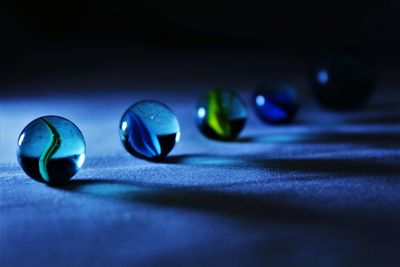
[309,49,375,110]
[17,116,86,185]
[119,100,180,161]
[253,81,300,124]
[195,89,248,140]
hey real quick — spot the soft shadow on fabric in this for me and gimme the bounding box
[59,179,332,224]
[164,154,400,177]
[237,132,400,146]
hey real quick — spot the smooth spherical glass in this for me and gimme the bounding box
[195,89,248,140]
[309,49,375,110]
[17,116,86,185]
[119,100,180,161]
[253,81,300,124]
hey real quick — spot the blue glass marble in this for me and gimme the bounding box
[195,89,248,141]
[309,49,375,110]
[17,116,86,185]
[253,81,300,124]
[119,100,180,161]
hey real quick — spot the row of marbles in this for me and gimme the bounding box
[16,86,297,185]
[16,49,375,185]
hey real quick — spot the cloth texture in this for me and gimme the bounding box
[1,87,400,266]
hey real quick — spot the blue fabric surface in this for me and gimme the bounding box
[1,87,400,266]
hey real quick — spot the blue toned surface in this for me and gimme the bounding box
[309,49,376,110]
[119,100,180,160]
[253,81,300,124]
[195,89,248,140]
[2,91,400,267]
[16,116,86,184]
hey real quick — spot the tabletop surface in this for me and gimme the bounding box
[1,71,400,266]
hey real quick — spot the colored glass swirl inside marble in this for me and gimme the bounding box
[309,49,375,110]
[17,116,86,184]
[253,81,300,124]
[195,89,248,140]
[119,100,180,161]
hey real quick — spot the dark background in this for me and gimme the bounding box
[1,1,400,95]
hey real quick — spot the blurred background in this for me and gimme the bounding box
[1,0,400,96]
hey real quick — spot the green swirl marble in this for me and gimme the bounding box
[17,116,86,185]
[196,89,248,140]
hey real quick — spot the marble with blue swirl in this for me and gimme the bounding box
[119,100,180,161]
[253,81,300,124]
[17,116,86,185]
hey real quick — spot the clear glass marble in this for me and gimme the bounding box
[17,116,86,184]
[195,89,247,140]
[119,100,180,161]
